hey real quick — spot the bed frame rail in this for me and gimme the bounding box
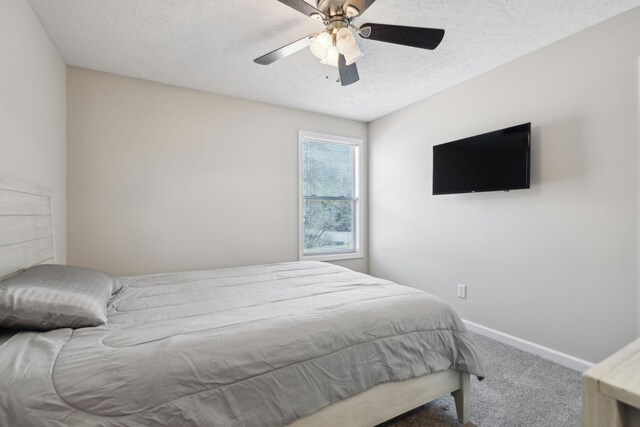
[288,370,470,427]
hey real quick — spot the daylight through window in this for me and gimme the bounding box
[299,132,362,260]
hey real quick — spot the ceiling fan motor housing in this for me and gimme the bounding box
[317,0,358,18]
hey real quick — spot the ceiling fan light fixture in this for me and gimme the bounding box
[344,43,363,65]
[310,31,332,60]
[336,28,357,53]
[321,45,340,67]
[253,0,446,86]
[336,27,362,65]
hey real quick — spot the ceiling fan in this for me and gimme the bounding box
[253,0,445,86]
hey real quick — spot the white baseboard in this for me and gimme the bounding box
[463,319,594,372]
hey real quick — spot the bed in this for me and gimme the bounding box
[0,179,485,427]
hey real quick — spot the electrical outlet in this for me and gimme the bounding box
[457,284,467,299]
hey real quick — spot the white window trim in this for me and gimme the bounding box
[299,131,364,262]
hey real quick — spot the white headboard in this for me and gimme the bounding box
[0,179,54,280]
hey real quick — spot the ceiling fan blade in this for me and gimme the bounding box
[275,0,325,19]
[359,23,445,50]
[338,54,360,86]
[344,0,377,17]
[254,36,312,65]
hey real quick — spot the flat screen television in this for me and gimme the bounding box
[433,123,531,195]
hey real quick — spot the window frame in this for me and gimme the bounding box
[298,131,364,262]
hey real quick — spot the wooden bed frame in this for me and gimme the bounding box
[0,178,470,426]
[0,179,55,280]
[290,370,470,426]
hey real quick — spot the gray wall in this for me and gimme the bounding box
[67,67,368,276]
[369,7,640,363]
[0,0,67,262]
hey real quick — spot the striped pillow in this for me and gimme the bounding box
[0,264,118,330]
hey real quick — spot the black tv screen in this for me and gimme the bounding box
[433,123,531,195]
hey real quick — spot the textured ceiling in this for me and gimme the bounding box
[28,0,640,121]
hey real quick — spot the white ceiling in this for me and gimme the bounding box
[28,0,640,122]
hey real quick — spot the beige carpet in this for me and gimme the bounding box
[379,332,582,427]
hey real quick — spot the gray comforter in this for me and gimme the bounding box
[0,262,485,427]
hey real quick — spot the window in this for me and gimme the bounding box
[299,131,363,261]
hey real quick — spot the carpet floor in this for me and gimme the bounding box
[380,332,583,427]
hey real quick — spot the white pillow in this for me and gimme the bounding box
[0,264,118,331]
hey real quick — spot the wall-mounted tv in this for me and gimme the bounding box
[432,123,531,195]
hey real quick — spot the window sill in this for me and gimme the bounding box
[300,252,364,262]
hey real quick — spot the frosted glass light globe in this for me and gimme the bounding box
[310,32,332,60]
[335,27,363,65]
[321,45,340,67]
[336,27,356,55]
[344,42,363,65]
